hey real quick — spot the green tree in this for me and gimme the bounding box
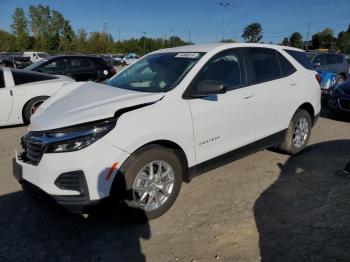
[59,20,75,52]
[11,8,29,51]
[49,10,65,50]
[29,5,51,50]
[242,23,262,43]
[337,24,350,54]
[220,38,236,43]
[0,30,16,52]
[289,32,303,48]
[74,28,88,53]
[281,37,290,46]
[312,28,336,50]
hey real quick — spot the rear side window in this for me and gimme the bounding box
[11,70,58,86]
[284,49,313,70]
[326,54,343,64]
[277,52,296,77]
[69,58,92,70]
[0,69,4,88]
[248,48,281,83]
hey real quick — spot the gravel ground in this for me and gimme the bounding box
[0,108,349,262]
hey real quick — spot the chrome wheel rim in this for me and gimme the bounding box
[293,117,309,148]
[133,160,175,212]
[30,100,44,115]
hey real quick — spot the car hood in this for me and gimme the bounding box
[29,81,164,131]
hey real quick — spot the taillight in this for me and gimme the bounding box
[316,74,321,84]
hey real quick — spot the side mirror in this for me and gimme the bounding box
[313,62,321,68]
[190,80,227,97]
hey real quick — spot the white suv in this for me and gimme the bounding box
[13,43,321,219]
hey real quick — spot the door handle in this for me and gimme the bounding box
[241,93,254,99]
[289,82,297,86]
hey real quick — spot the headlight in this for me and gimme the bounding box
[45,118,116,153]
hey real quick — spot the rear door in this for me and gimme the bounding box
[244,47,297,140]
[0,68,13,122]
[68,57,95,81]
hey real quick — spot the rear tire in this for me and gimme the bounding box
[279,109,312,155]
[23,96,49,124]
[336,75,345,84]
[111,145,183,220]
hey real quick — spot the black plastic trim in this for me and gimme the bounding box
[186,129,287,182]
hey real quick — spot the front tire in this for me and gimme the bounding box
[279,109,312,155]
[111,145,183,220]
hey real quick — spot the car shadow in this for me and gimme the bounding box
[254,139,350,261]
[0,174,150,262]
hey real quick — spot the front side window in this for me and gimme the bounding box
[107,52,204,92]
[196,49,246,90]
[40,59,66,74]
[248,48,281,83]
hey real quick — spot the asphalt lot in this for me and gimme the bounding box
[0,108,349,262]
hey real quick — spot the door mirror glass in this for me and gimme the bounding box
[190,80,227,97]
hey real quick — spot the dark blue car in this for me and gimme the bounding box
[328,80,350,116]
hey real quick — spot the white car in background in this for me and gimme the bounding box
[23,52,50,63]
[0,67,74,126]
[14,43,320,220]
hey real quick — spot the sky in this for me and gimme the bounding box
[0,0,349,44]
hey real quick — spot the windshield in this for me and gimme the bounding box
[38,52,49,58]
[24,59,47,70]
[107,52,204,92]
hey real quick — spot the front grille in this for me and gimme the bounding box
[339,99,350,111]
[22,133,47,166]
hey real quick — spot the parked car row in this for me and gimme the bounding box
[11,43,321,220]
[0,53,32,69]
[24,55,116,82]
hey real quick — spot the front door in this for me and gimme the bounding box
[187,49,256,164]
[0,71,13,122]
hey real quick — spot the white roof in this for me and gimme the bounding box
[152,43,303,54]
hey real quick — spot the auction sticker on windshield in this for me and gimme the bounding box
[175,53,200,59]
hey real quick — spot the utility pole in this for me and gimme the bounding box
[305,22,311,51]
[188,28,191,43]
[169,27,174,46]
[118,28,121,41]
[102,22,109,33]
[142,32,146,55]
[219,2,230,41]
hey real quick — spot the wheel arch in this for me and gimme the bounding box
[22,95,49,124]
[296,102,315,124]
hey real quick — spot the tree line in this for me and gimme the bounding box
[1,5,349,54]
[1,5,191,54]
